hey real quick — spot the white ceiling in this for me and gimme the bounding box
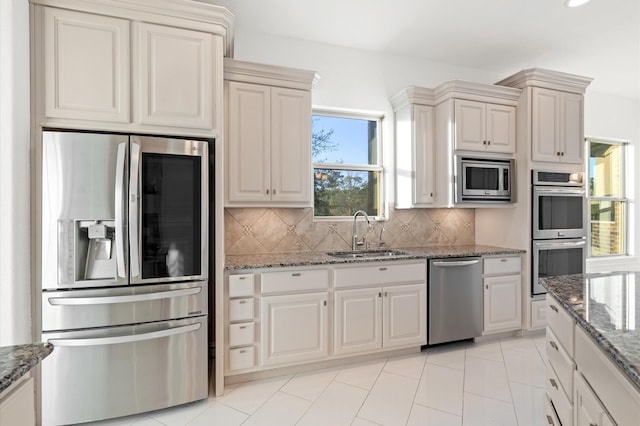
[212,0,640,99]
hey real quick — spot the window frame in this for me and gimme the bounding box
[311,108,385,221]
[586,137,629,257]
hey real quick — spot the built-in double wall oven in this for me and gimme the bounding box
[531,170,587,295]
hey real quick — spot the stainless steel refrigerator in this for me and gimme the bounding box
[39,131,210,425]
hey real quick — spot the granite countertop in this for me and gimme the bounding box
[224,244,524,270]
[0,343,53,393]
[540,272,640,391]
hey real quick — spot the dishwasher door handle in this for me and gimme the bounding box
[431,259,480,267]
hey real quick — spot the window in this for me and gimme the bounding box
[588,138,628,256]
[312,110,383,218]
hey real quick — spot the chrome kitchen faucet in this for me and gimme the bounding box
[351,210,371,250]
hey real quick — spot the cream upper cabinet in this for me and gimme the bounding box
[135,23,218,131]
[34,0,232,137]
[224,59,316,207]
[454,99,516,154]
[43,7,130,123]
[531,87,584,164]
[392,88,437,208]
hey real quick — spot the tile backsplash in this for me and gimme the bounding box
[225,207,475,255]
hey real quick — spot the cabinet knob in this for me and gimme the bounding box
[273,189,277,195]
[487,140,491,145]
[483,140,487,145]
[292,273,301,277]
[549,304,558,313]
[546,415,555,425]
[550,341,559,351]
[379,267,388,271]
[266,189,270,195]
[560,152,564,156]
[549,378,558,389]
[557,152,561,156]
[378,292,382,298]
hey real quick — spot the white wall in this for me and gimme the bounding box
[0,0,32,344]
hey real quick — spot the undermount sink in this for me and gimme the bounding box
[328,249,408,259]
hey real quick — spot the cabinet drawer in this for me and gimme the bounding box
[546,295,574,356]
[546,327,575,402]
[543,392,561,426]
[261,269,328,294]
[484,256,521,276]
[229,346,255,371]
[229,322,255,347]
[229,298,254,322]
[334,261,426,288]
[229,274,255,297]
[546,363,573,426]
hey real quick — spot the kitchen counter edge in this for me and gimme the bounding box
[541,272,640,391]
[224,245,524,270]
[0,343,53,393]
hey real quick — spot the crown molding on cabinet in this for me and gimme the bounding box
[223,58,318,90]
[389,86,435,110]
[29,0,235,56]
[433,80,521,105]
[496,68,593,94]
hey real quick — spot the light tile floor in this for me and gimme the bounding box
[89,333,547,426]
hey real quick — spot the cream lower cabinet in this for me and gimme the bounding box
[334,261,427,356]
[260,292,329,366]
[574,371,615,426]
[482,255,522,334]
[334,283,426,355]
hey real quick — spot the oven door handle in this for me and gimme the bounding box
[535,240,586,248]
[47,323,201,347]
[534,187,585,195]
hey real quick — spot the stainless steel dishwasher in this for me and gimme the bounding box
[428,257,482,345]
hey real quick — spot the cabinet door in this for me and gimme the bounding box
[454,100,486,151]
[136,23,217,130]
[383,284,427,348]
[574,371,614,426]
[226,82,271,203]
[413,105,436,205]
[270,87,312,204]
[483,274,522,333]
[485,104,516,154]
[531,88,561,162]
[334,288,382,355]
[560,92,584,164]
[260,292,329,366]
[43,7,130,123]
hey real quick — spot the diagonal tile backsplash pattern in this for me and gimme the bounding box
[225,207,475,254]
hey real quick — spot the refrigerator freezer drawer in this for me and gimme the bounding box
[42,281,207,331]
[41,316,208,426]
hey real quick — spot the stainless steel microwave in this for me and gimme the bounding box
[456,157,514,203]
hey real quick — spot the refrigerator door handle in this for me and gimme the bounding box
[115,143,127,278]
[47,323,201,347]
[47,286,202,306]
[129,142,141,278]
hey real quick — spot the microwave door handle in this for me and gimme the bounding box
[129,142,141,279]
[115,143,127,278]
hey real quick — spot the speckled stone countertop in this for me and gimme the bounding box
[540,272,640,391]
[225,245,524,270]
[0,343,53,393]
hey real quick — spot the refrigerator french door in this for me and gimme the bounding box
[40,131,209,425]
